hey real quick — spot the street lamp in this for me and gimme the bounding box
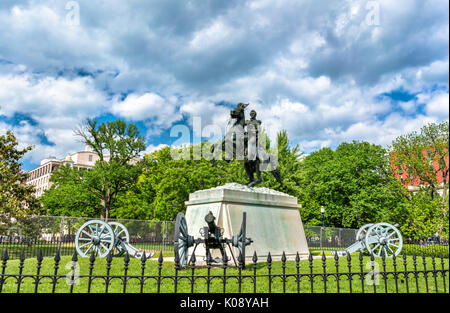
[321,206,325,228]
[320,206,325,251]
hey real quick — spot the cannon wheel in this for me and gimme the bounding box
[75,220,115,258]
[365,222,403,257]
[174,213,194,267]
[355,223,373,253]
[108,221,130,257]
[232,212,252,267]
[356,223,373,241]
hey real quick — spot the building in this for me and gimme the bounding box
[25,146,102,197]
[392,147,449,196]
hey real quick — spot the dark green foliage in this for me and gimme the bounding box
[297,141,408,229]
[42,119,146,220]
[0,130,43,233]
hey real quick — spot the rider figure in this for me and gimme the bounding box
[245,110,261,161]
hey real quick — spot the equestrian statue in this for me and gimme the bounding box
[209,103,282,187]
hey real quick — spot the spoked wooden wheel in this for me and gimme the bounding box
[356,223,373,241]
[355,223,373,253]
[174,213,194,268]
[108,221,130,257]
[75,220,115,258]
[365,222,403,257]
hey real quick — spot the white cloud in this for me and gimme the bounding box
[142,143,168,155]
[423,92,449,119]
[111,93,183,136]
[0,0,448,164]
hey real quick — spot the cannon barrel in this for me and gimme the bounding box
[204,211,218,234]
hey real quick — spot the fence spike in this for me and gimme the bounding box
[222,250,228,264]
[72,251,78,262]
[89,250,96,263]
[252,251,258,263]
[281,251,286,263]
[158,251,164,264]
[54,249,61,263]
[124,252,130,264]
[106,251,113,263]
[267,252,272,263]
[1,249,8,262]
[37,250,43,263]
[174,250,180,268]
[20,250,26,262]
[295,252,300,263]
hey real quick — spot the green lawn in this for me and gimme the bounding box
[0,253,448,293]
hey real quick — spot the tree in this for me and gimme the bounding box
[40,164,101,217]
[68,118,146,221]
[389,121,449,199]
[389,121,449,236]
[0,130,42,232]
[118,143,240,221]
[298,141,408,228]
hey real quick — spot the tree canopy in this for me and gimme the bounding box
[297,141,408,229]
[41,119,146,221]
[0,130,42,232]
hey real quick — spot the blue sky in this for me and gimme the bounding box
[0,0,448,171]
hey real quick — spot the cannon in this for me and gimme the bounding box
[334,222,403,258]
[75,220,155,259]
[173,211,253,268]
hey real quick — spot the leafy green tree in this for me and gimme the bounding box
[120,143,240,221]
[297,141,407,228]
[0,130,42,233]
[40,164,101,217]
[389,121,449,237]
[390,121,449,199]
[45,118,146,221]
[400,189,449,239]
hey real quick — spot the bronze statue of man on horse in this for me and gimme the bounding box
[209,102,282,187]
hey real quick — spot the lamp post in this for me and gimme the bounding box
[320,206,325,251]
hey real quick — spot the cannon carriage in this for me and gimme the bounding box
[75,220,155,259]
[173,211,253,268]
[334,222,403,257]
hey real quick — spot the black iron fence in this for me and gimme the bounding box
[0,248,448,294]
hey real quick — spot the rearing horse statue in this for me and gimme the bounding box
[210,103,282,187]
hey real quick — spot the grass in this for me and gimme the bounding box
[0,252,448,293]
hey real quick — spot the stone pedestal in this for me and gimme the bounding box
[185,183,309,263]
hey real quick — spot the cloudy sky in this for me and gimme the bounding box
[0,0,448,171]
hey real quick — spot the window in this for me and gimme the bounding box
[89,154,93,162]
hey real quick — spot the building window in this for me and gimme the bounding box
[89,154,93,162]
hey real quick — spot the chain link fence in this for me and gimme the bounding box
[0,215,175,259]
[1,216,448,259]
